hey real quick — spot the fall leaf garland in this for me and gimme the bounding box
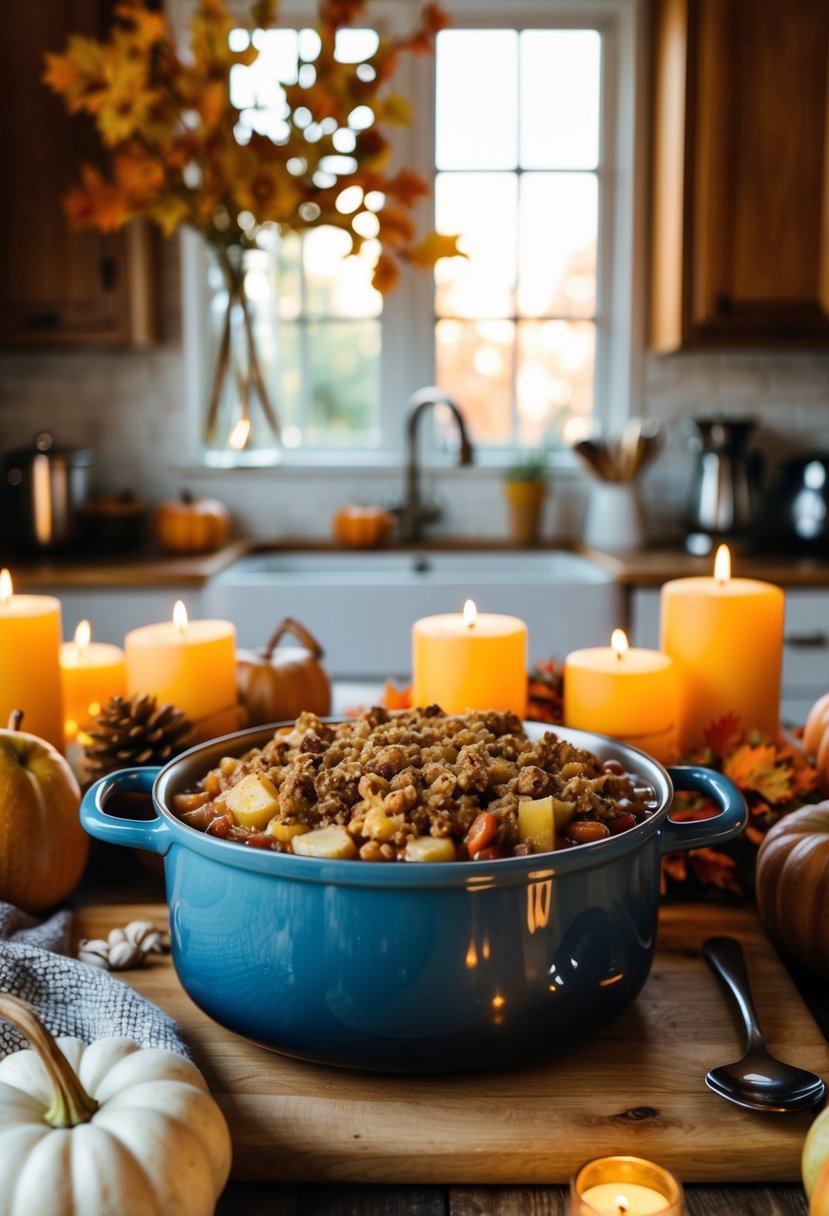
[43,0,462,293]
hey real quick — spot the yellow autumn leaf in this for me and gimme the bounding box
[376,92,412,126]
[723,743,793,804]
[404,231,466,269]
[151,194,193,237]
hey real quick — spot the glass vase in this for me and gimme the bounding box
[203,242,282,457]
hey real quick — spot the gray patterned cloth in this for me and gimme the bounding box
[0,902,189,1058]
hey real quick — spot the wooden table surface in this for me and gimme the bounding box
[75,847,825,1216]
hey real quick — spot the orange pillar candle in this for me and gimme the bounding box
[125,600,239,742]
[60,620,127,744]
[660,545,785,751]
[0,568,64,749]
[412,600,528,715]
[563,630,678,763]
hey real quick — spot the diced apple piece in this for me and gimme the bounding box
[225,772,280,830]
[268,819,311,842]
[404,835,456,863]
[518,796,555,852]
[362,805,404,842]
[291,825,358,859]
[551,797,576,831]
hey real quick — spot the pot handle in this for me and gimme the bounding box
[659,765,748,855]
[79,767,171,856]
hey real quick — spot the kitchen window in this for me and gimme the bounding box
[182,0,645,467]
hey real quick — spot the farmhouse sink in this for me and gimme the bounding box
[205,549,622,678]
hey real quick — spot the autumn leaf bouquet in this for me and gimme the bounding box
[43,0,460,444]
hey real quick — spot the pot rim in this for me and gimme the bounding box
[149,719,675,890]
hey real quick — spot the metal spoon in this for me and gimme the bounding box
[702,935,826,1113]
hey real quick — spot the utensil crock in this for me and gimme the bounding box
[80,723,747,1072]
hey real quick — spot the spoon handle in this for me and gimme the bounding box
[703,935,766,1051]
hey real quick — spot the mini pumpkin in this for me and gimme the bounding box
[153,491,232,554]
[803,692,829,793]
[236,618,332,726]
[0,993,232,1216]
[333,505,393,549]
[755,802,829,975]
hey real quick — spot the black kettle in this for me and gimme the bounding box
[771,452,829,554]
[685,417,763,555]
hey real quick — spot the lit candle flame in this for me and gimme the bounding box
[714,543,731,585]
[615,1198,629,1216]
[463,599,477,630]
[611,628,629,660]
[74,619,92,654]
[0,569,12,606]
[173,600,189,634]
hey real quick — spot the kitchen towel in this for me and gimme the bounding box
[0,902,189,1057]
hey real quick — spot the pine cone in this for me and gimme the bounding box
[84,694,194,780]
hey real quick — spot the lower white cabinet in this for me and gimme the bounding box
[45,588,203,646]
[630,586,829,726]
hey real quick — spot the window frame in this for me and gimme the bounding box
[179,0,647,470]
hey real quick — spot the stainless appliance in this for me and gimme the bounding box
[685,417,761,555]
[2,433,94,553]
[772,452,829,554]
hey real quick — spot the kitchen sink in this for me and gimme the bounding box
[206,549,622,678]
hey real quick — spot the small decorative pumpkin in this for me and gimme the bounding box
[803,692,829,793]
[755,802,829,974]
[153,491,232,554]
[332,505,393,549]
[236,618,332,726]
[0,993,232,1216]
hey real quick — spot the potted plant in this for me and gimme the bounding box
[504,450,549,545]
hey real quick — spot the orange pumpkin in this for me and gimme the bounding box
[803,692,829,793]
[755,803,829,974]
[153,491,232,554]
[236,618,332,727]
[333,505,393,549]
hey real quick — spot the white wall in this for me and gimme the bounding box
[2,243,829,546]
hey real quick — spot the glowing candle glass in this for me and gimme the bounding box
[570,1156,683,1215]
[660,544,784,751]
[412,599,528,715]
[60,620,127,745]
[0,568,64,748]
[563,630,678,763]
[125,600,240,742]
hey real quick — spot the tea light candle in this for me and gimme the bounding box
[660,545,785,751]
[60,620,126,744]
[563,630,678,764]
[570,1156,683,1216]
[0,568,64,748]
[125,600,239,742]
[412,600,528,715]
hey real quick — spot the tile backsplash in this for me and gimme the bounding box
[2,246,829,545]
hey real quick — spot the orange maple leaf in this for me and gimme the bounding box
[688,847,741,892]
[377,207,416,247]
[63,165,130,231]
[403,231,465,269]
[385,169,429,207]
[383,680,412,711]
[723,743,793,804]
[702,712,744,757]
[371,252,401,294]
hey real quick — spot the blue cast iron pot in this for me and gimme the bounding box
[80,723,747,1072]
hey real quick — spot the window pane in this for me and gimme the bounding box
[435,173,517,318]
[520,31,601,169]
[516,320,595,445]
[435,30,518,170]
[303,227,381,317]
[436,318,514,445]
[307,320,381,445]
[518,174,598,317]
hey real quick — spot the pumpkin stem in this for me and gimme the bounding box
[0,994,98,1128]
[6,709,23,732]
[263,617,324,661]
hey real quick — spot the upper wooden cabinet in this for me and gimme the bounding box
[0,1,156,346]
[650,0,829,350]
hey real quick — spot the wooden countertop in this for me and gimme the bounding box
[6,538,829,589]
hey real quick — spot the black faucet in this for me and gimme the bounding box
[397,387,474,543]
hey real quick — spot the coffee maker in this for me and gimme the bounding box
[685,417,761,555]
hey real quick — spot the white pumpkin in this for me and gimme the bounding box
[0,994,231,1216]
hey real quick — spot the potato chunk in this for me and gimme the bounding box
[362,805,404,842]
[518,797,555,852]
[225,772,280,830]
[291,825,358,859]
[404,836,456,863]
[268,820,311,842]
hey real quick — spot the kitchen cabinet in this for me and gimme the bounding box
[41,588,202,646]
[0,0,156,346]
[630,585,829,724]
[650,0,829,349]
